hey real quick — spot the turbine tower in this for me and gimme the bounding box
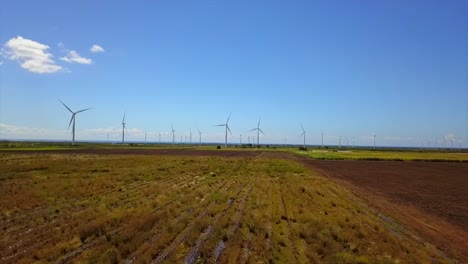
[216,113,232,147]
[321,130,325,148]
[249,118,264,147]
[121,113,127,144]
[373,133,376,149]
[59,100,91,146]
[171,124,176,144]
[300,123,306,149]
[189,129,192,145]
[197,128,202,145]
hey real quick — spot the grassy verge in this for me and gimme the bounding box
[295,149,468,162]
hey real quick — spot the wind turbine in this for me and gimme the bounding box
[216,113,232,147]
[197,128,202,145]
[59,100,92,146]
[300,123,306,149]
[373,133,376,149]
[171,124,176,144]
[121,113,127,144]
[321,130,324,148]
[249,118,264,147]
[189,129,192,145]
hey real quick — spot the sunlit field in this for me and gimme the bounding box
[0,152,457,263]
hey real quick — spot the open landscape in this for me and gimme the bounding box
[2,1,467,264]
[1,147,467,263]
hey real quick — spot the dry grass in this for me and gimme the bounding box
[0,153,456,263]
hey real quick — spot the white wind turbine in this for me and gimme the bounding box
[321,130,324,148]
[249,118,264,147]
[372,133,376,149]
[216,113,232,147]
[171,124,176,144]
[59,100,92,145]
[121,113,127,144]
[197,128,202,145]
[300,123,306,149]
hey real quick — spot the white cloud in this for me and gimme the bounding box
[90,44,104,53]
[60,50,93,64]
[3,36,62,73]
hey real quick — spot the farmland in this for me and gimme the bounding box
[0,150,463,263]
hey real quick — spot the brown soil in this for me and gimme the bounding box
[3,148,467,261]
[290,156,468,262]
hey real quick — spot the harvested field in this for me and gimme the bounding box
[0,150,459,263]
[299,158,468,261]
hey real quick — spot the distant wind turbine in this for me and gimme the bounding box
[249,118,264,147]
[59,100,92,146]
[373,133,376,149]
[197,128,202,145]
[339,136,341,149]
[171,124,176,144]
[189,129,192,145]
[216,113,232,147]
[321,130,324,148]
[121,113,127,144]
[300,123,306,149]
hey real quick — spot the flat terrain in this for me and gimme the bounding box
[296,158,468,260]
[0,150,460,263]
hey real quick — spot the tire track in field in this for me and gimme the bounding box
[150,183,248,264]
[214,184,254,263]
[1,174,201,262]
[124,180,231,263]
[1,177,173,256]
[280,187,300,263]
[56,179,228,264]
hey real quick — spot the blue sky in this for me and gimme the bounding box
[1,0,467,147]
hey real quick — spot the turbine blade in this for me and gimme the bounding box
[67,115,75,131]
[258,118,261,128]
[123,113,126,123]
[76,107,92,114]
[227,125,232,135]
[226,113,231,124]
[259,128,264,135]
[248,128,257,132]
[300,123,305,132]
[215,124,225,127]
[59,99,73,113]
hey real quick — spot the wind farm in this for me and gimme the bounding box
[2,1,468,263]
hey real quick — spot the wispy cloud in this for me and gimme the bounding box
[60,50,93,64]
[3,36,62,73]
[90,44,104,53]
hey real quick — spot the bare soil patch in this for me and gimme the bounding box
[295,158,468,261]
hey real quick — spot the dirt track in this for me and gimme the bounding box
[3,148,468,260]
